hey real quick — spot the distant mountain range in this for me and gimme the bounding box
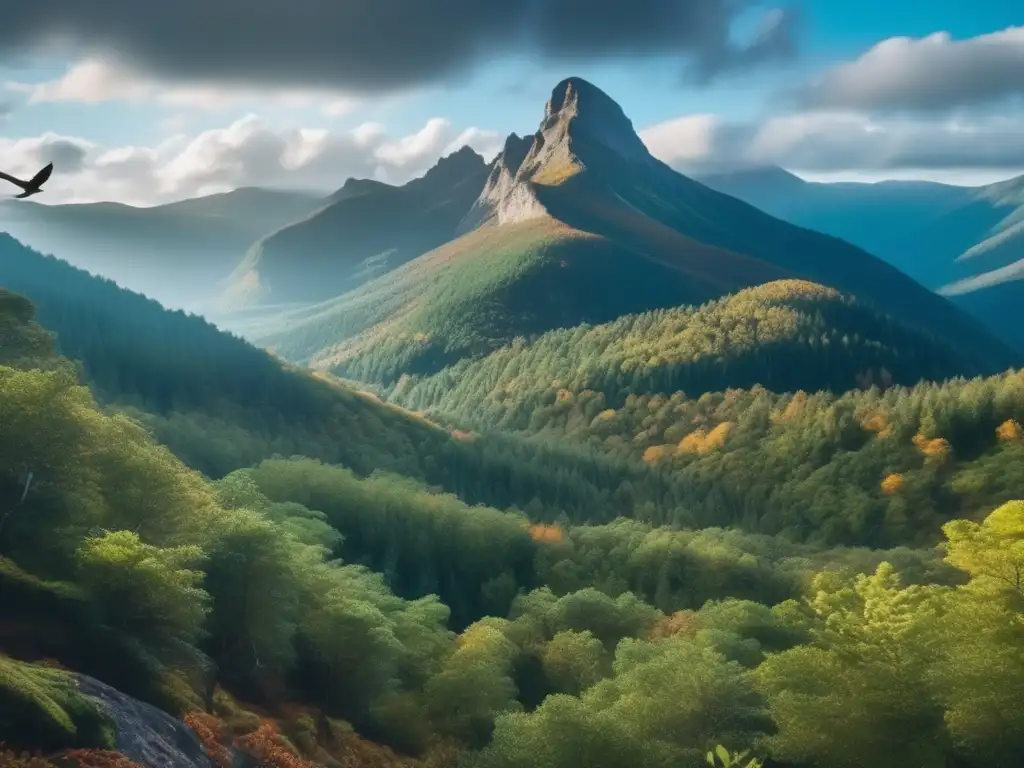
[219,146,491,308]
[697,166,1024,351]
[230,77,1014,384]
[0,187,323,311]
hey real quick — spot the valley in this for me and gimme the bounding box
[1,71,1024,768]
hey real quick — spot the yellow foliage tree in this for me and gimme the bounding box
[996,419,1023,442]
[912,433,952,463]
[642,445,674,464]
[881,473,904,495]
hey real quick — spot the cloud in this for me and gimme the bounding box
[0,116,501,206]
[0,1,797,96]
[8,58,363,114]
[640,110,1024,174]
[796,26,1024,112]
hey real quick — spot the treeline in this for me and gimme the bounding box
[2,295,1023,767]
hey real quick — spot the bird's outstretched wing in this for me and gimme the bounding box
[0,170,26,188]
[27,163,53,189]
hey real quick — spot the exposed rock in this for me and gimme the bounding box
[74,675,213,768]
[458,77,655,231]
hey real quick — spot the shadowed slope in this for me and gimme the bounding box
[220,146,491,307]
[0,187,323,311]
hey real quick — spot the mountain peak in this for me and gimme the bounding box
[542,77,650,164]
[407,145,486,193]
[459,77,652,231]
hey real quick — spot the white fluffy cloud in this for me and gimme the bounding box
[797,26,1024,112]
[640,109,1024,177]
[7,58,362,116]
[0,116,502,205]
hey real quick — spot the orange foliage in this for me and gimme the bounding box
[528,523,565,544]
[641,444,674,464]
[677,422,733,455]
[881,473,904,495]
[997,419,1023,442]
[184,712,233,768]
[861,410,893,439]
[449,429,476,443]
[772,392,808,424]
[649,610,701,640]
[235,720,313,768]
[912,433,952,463]
[555,388,574,403]
[593,409,617,422]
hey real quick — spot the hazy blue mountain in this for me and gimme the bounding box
[218,146,492,308]
[697,166,1024,351]
[0,186,324,311]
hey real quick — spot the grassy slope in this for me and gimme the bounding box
[249,210,782,385]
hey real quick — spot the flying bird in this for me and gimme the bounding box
[0,163,53,199]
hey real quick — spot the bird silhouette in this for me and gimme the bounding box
[0,163,53,198]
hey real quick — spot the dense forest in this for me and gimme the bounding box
[6,239,1022,554]
[2,285,1024,768]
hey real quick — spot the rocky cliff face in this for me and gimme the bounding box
[458,77,656,231]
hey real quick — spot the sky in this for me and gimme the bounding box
[0,0,1022,205]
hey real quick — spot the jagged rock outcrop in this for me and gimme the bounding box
[458,77,657,231]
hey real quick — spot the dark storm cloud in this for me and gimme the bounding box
[0,0,799,92]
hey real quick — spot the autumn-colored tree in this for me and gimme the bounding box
[235,720,313,768]
[996,419,1023,442]
[881,473,904,495]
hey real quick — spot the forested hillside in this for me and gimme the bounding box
[2,284,1024,768]
[389,279,988,408]
[4,232,1023,554]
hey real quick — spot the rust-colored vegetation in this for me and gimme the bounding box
[881,473,905,495]
[913,433,952,463]
[234,720,314,768]
[183,712,233,768]
[649,610,701,640]
[528,523,565,544]
[997,418,1023,442]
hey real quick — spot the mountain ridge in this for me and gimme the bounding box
[0,186,324,312]
[240,76,1016,383]
[697,164,1024,352]
[219,145,491,308]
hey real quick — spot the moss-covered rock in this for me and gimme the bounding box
[0,655,114,752]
